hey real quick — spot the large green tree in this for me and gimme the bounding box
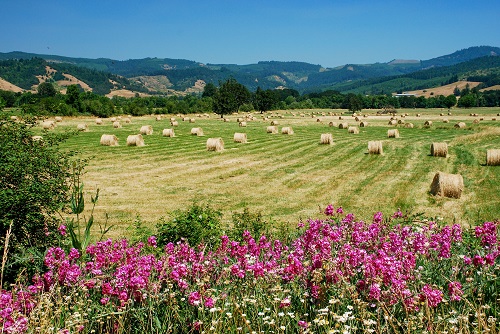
[37,82,57,98]
[212,78,250,117]
[254,87,278,113]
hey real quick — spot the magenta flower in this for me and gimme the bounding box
[421,284,443,307]
[324,204,334,216]
[373,211,383,223]
[147,236,157,248]
[298,320,309,328]
[448,281,463,301]
[58,225,67,236]
[188,291,201,306]
[204,297,214,308]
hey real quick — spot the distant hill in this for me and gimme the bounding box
[0,46,499,95]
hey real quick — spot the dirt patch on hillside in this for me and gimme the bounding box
[132,75,173,93]
[480,85,500,92]
[105,89,150,98]
[0,77,24,92]
[405,81,481,97]
[58,73,93,93]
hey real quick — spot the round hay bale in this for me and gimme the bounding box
[239,121,247,127]
[354,116,360,122]
[32,135,43,141]
[416,113,421,117]
[140,125,153,135]
[424,120,433,127]
[126,134,145,147]
[77,123,88,132]
[316,118,322,123]
[171,121,179,127]
[339,116,343,120]
[110,117,117,122]
[338,122,349,129]
[440,113,444,116]
[443,118,449,123]
[387,129,400,138]
[95,118,103,125]
[155,115,162,121]
[430,142,448,157]
[486,149,500,166]
[123,117,131,124]
[454,122,466,129]
[100,134,119,146]
[237,117,244,123]
[55,116,63,122]
[388,120,397,126]
[348,126,359,134]
[223,118,229,122]
[473,119,480,124]
[234,132,247,143]
[191,127,204,136]
[206,138,224,152]
[266,126,278,134]
[162,128,175,137]
[170,117,176,122]
[430,172,463,199]
[10,116,18,121]
[328,121,337,127]
[183,117,190,122]
[281,127,294,135]
[368,141,383,155]
[271,120,279,126]
[397,119,405,124]
[320,133,333,145]
[42,120,56,130]
[112,121,122,128]
[404,123,414,128]
[189,118,196,123]
[359,121,368,127]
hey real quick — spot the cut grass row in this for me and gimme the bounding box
[32,108,500,238]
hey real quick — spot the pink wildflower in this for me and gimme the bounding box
[298,320,309,328]
[448,281,463,301]
[324,204,334,216]
[58,225,67,236]
[147,236,157,248]
[421,284,443,307]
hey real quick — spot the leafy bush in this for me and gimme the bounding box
[229,207,267,241]
[156,203,223,247]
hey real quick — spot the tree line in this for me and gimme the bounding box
[1,78,499,118]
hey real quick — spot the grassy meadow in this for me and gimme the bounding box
[33,107,500,238]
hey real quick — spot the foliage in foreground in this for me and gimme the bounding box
[0,206,499,333]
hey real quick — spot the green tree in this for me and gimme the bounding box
[457,94,477,108]
[212,78,250,118]
[37,82,57,98]
[444,95,457,109]
[345,93,364,112]
[65,84,82,110]
[202,82,217,98]
[254,87,278,113]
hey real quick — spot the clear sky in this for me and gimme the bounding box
[2,0,499,68]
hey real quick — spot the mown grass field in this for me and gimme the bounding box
[33,107,500,238]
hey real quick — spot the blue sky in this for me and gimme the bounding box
[2,0,499,68]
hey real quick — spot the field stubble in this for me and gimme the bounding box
[47,108,500,238]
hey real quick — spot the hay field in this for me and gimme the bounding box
[36,108,500,238]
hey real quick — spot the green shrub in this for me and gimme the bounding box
[229,207,268,241]
[156,203,223,247]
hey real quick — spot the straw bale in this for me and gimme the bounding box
[387,129,400,138]
[339,122,349,129]
[55,116,63,122]
[430,172,463,198]
[266,126,278,134]
[170,117,176,122]
[32,135,43,141]
[183,117,190,121]
[320,133,333,145]
[329,122,338,127]
[486,149,500,166]
[156,115,162,121]
[140,125,153,135]
[95,118,103,125]
[443,118,449,123]
[110,117,117,122]
[368,141,383,154]
[206,137,224,152]
[397,119,405,124]
[388,120,397,125]
[348,126,359,134]
[42,120,56,130]
[191,127,204,136]
[281,127,294,135]
[123,117,131,124]
[171,121,179,127]
[162,128,175,137]
[190,118,196,123]
[112,121,122,128]
[424,120,433,127]
[126,134,145,147]
[239,121,247,127]
[416,113,421,117]
[431,142,448,157]
[100,134,119,146]
[405,123,414,128]
[10,116,18,121]
[77,123,88,132]
[271,120,279,126]
[359,121,368,127]
[454,122,466,129]
[234,132,247,143]
[473,119,480,124]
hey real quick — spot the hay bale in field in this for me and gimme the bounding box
[191,127,204,136]
[430,142,448,157]
[77,123,88,132]
[32,135,43,141]
[397,119,405,124]
[281,127,294,135]
[170,117,176,122]
[405,123,414,128]
[443,118,449,123]
[162,128,175,137]
[239,121,247,127]
[95,118,103,125]
[440,113,444,116]
[388,120,397,125]
[189,118,196,123]
[237,117,244,123]
[473,119,480,124]
[234,132,247,143]
[492,118,497,121]
[100,134,119,146]
[430,171,463,199]
[223,118,229,122]
[266,126,278,134]
[339,122,349,129]
[354,116,360,122]
[448,112,452,116]
[123,117,131,124]
[320,133,333,145]
[140,125,153,135]
[183,117,190,121]
[300,113,305,117]
[454,122,466,129]
[155,115,162,121]
[110,117,117,122]
[486,149,500,166]
[55,116,62,122]
[271,120,279,126]
[416,113,421,117]
[359,121,368,127]
[339,116,343,120]
[113,121,122,128]
[387,129,400,138]
[424,120,433,127]
[368,141,383,155]
[348,126,359,134]
[10,116,18,121]
[42,120,56,130]
[206,137,224,152]
[171,121,179,127]
[329,121,338,127]
[126,134,145,147]
[316,118,322,123]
